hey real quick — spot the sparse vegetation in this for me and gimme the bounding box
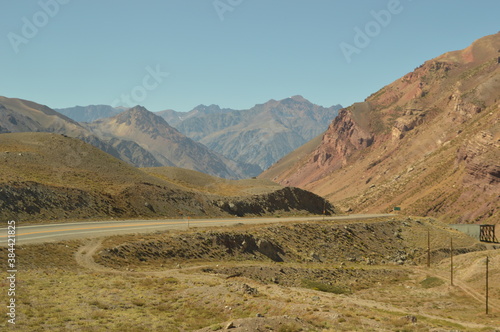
[419,276,445,289]
[1,217,498,331]
[301,279,351,294]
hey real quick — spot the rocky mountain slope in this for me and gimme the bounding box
[85,106,260,179]
[0,132,334,222]
[56,105,125,122]
[54,97,341,175]
[0,96,160,167]
[158,96,342,171]
[261,32,500,224]
[156,104,236,127]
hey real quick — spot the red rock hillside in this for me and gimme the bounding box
[261,32,500,225]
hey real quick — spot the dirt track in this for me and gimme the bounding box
[73,221,500,331]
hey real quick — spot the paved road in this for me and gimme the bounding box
[0,214,394,246]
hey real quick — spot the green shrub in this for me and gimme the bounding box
[301,279,351,294]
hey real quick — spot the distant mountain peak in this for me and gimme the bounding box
[113,105,173,131]
[87,104,252,179]
[164,95,342,171]
[289,95,308,103]
[191,104,229,115]
[127,105,149,113]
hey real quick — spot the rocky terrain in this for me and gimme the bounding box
[0,98,258,178]
[261,32,500,225]
[0,132,333,222]
[97,217,486,269]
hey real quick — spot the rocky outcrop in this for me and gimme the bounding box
[97,217,484,268]
[214,187,336,217]
[264,106,374,188]
[457,130,500,191]
[391,109,427,140]
[315,108,374,168]
[447,86,483,124]
[0,180,333,222]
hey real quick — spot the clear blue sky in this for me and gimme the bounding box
[1,0,499,112]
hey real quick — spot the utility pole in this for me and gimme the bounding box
[427,229,431,268]
[450,237,453,286]
[486,256,489,315]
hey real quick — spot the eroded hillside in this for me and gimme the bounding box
[262,32,500,224]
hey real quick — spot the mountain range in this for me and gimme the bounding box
[0,98,256,179]
[84,106,257,179]
[159,96,342,170]
[261,32,500,225]
[1,95,339,179]
[58,97,342,173]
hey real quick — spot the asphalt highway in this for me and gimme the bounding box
[0,214,394,246]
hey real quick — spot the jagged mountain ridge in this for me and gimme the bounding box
[0,98,258,178]
[156,104,236,128]
[158,96,342,170]
[85,106,259,179]
[261,32,500,224]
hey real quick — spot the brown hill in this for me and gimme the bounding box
[261,32,500,224]
[143,166,283,196]
[0,132,333,222]
[0,96,161,167]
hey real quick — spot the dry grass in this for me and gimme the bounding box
[143,166,282,196]
[1,217,498,331]
[0,133,169,194]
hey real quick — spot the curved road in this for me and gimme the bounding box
[0,214,394,246]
